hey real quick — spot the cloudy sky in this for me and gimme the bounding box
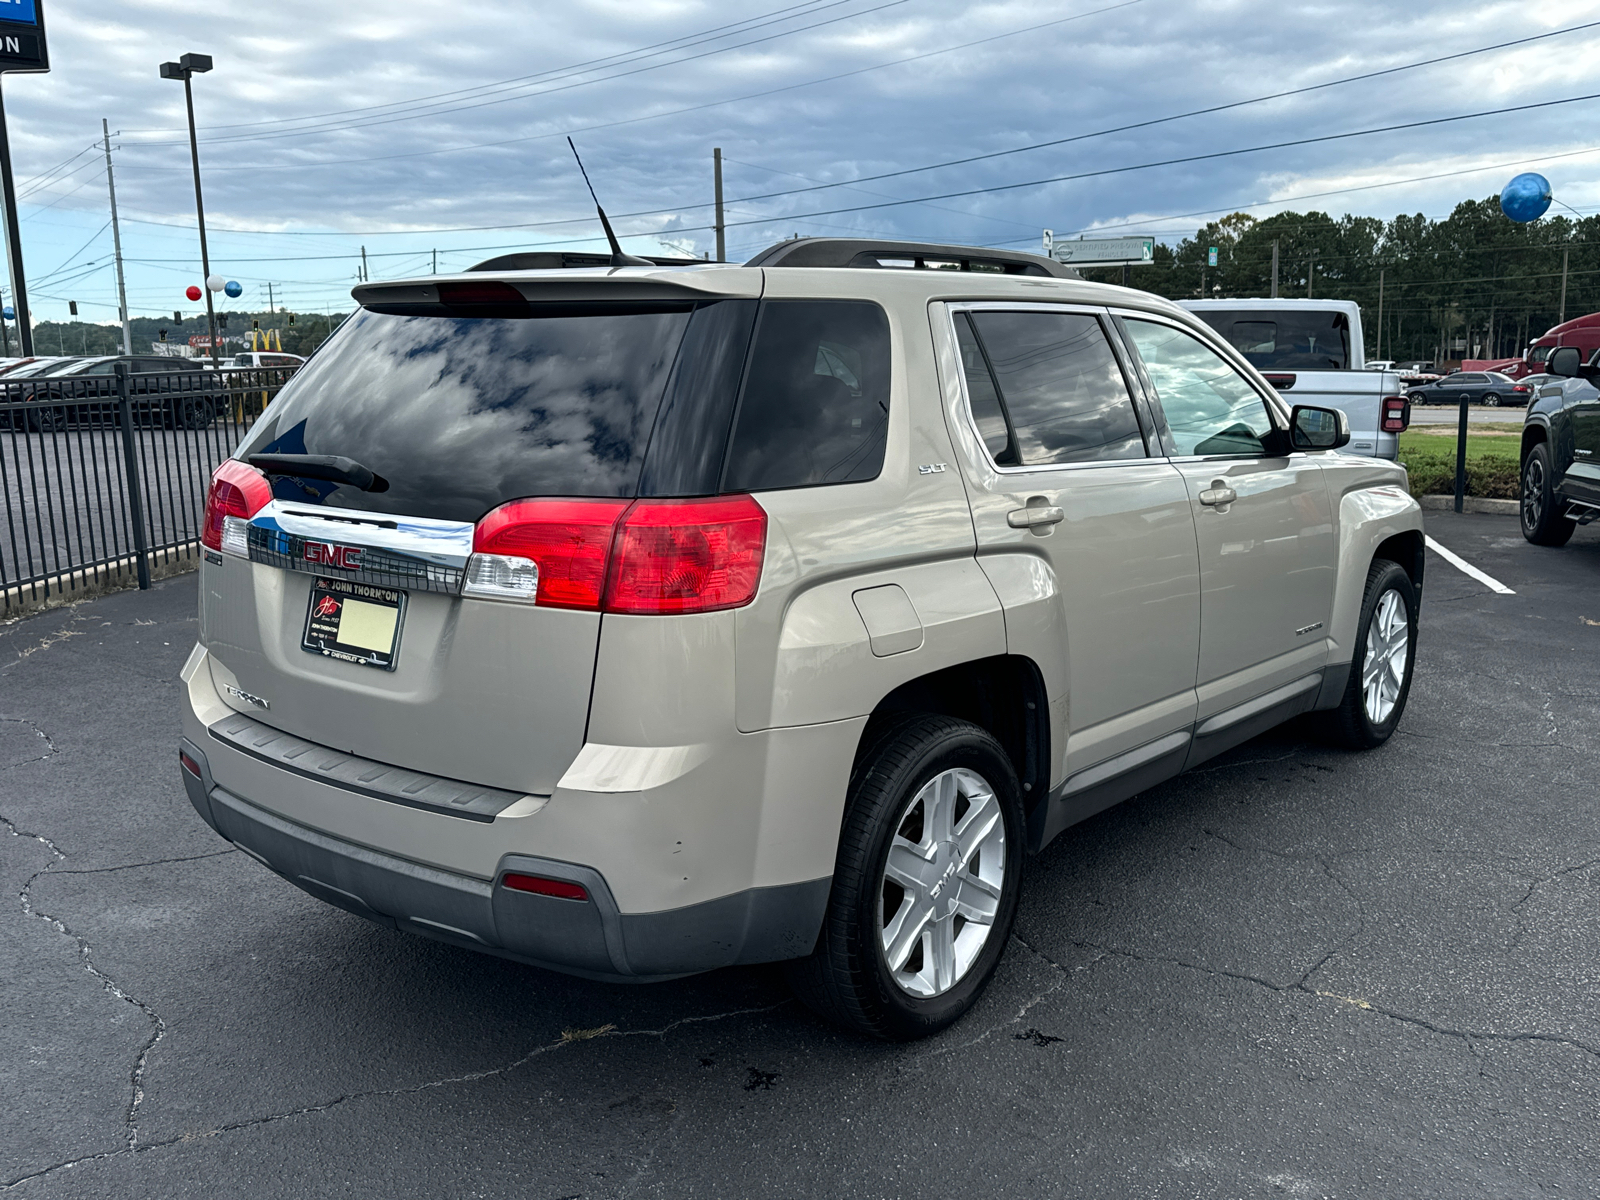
[3,0,1599,325]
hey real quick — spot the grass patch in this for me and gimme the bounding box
[1398,428,1522,499]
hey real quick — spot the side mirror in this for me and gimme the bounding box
[1549,346,1581,377]
[1290,404,1350,451]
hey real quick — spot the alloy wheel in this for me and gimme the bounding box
[1523,456,1544,529]
[1362,588,1409,724]
[877,767,1006,999]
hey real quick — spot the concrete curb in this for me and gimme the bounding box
[1417,495,1520,515]
[2,544,201,622]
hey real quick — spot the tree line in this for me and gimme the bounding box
[1075,196,1600,364]
[8,309,349,360]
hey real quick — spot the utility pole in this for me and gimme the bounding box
[102,120,132,356]
[1375,268,1384,360]
[432,247,437,274]
[1270,239,1279,299]
[267,281,274,313]
[1307,255,1315,299]
[713,148,725,263]
[0,78,34,356]
[1559,247,1569,324]
[360,244,368,282]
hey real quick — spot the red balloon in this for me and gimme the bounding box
[185,285,202,302]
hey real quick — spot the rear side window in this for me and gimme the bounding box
[238,306,693,524]
[962,310,1146,466]
[722,300,891,492]
[1191,308,1350,370]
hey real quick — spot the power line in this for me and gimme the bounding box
[126,0,917,149]
[716,91,1600,231]
[112,0,1142,178]
[718,19,1600,208]
[119,0,852,138]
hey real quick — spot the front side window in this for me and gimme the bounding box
[962,309,1145,466]
[722,300,891,491]
[1123,319,1276,457]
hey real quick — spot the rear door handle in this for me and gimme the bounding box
[1007,505,1065,528]
[1198,481,1237,510]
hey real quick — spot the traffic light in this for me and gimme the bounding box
[173,311,182,324]
[252,318,259,329]
[287,312,295,325]
[158,329,167,343]
[68,300,77,316]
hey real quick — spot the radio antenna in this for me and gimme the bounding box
[568,137,651,267]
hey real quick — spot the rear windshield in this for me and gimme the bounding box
[238,306,694,523]
[1191,308,1351,370]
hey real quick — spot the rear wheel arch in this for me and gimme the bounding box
[853,655,1050,831]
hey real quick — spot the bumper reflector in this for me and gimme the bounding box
[501,872,588,902]
[179,751,202,778]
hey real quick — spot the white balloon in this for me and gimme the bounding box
[206,274,226,292]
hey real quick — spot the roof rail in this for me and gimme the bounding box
[467,251,705,272]
[743,237,1074,278]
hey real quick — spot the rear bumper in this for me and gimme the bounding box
[180,737,829,982]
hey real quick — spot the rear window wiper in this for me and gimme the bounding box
[247,453,389,493]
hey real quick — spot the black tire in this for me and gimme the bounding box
[27,403,68,433]
[785,715,1025,1041]
[1521,442,1576,547]
[1484,393,1501,407]
[1318,559,1418,750]
[170,394,214,431]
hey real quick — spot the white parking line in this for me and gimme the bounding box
[1425,535,1515,595]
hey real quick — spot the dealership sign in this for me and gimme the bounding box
[0,0,47,72]
[1051,236,1155,267]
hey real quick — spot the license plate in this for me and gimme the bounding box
[302,576,405,670]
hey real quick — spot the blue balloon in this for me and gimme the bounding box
[1,306,12,321]
[224,280,242,298]
[1501,172,1553,223]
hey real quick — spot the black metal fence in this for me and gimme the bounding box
[1,363,299,613]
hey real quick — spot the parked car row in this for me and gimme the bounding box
[0,355,231,432]
[1406,370,1533,407]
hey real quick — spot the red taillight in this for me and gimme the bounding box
[1381,395,1409,434]
[469,494,767,614]
[201,459,272,551]
[605,496,767,615]
[473,498,630,609]
[501,872,588,901]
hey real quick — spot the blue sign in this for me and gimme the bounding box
[0,0,45,72]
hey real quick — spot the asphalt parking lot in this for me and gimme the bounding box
[4,509,1599,1198]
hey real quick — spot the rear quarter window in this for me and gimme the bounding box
[721,300,891,492]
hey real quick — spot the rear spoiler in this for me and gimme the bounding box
[353,270,759,316]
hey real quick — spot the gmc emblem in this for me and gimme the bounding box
[303,541,363,570]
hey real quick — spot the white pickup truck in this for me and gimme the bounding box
[1179,298,1410,459]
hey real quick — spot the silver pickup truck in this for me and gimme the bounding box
[1181,298,1411,457]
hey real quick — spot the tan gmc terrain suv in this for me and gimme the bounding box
[179,237,1424,1040]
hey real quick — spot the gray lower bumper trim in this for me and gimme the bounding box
[208,711,528,822]
[199,782,828,982]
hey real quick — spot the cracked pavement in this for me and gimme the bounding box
[4,509,1599,1198]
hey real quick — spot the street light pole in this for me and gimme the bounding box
[161,53,219,369]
